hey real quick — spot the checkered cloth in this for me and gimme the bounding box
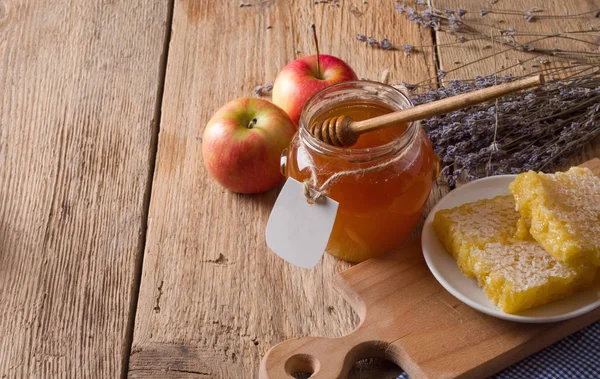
[397,321,600,379]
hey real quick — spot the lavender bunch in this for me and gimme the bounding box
[411,74,600,186]
[356,34,394,50]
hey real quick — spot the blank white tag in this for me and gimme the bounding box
[266,177,338,268]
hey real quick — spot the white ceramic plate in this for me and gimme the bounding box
[421,175,600,323]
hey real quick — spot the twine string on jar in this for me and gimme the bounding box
[301,132,417,204]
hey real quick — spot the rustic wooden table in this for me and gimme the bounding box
[1,1,598,378]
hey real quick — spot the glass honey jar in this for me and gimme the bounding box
[282,81,439,262]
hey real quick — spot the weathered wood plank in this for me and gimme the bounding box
[129,0,435,377]
[0,1,169,377]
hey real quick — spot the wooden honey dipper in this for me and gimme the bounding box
[309,74,545,147]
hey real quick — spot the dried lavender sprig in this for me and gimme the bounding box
[451,8,599,19]
[253,81,274,96]
[356,35,396,50]
[381,38,393,50]
[503,32,600,47]
[367,36,378,47]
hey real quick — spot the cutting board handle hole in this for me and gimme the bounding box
[285,353,320,378]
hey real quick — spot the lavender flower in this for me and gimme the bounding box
[480,9,490,16]
[457,8,466,17]
[264,81,274,93]
[253,81,274,96]
[501,26,516,36]
[416,0,425,5]
[402,44,413,56]
[448,14,462,31]
[437,69,447,79]
[406,7,418,21]
[422,8,432,20]
[367,36,378,47]
[395,2,406,14]
[356,34,367,42]
[381,38,393,50]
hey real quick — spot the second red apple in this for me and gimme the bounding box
[272,54,358,125]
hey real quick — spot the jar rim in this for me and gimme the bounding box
[299,80,418,161]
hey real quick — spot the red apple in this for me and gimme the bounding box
[272,54,358,124]
[202,98,296,194]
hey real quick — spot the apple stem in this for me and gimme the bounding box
[311,24,322,79]
[247,118,258,129]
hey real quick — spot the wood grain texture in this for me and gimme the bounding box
[129,1,435,378]
[432,0,600,167]
[0,1,168,377]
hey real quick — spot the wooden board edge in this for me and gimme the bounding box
[580,157,600,173]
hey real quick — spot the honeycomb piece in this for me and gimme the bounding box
[433,195,522,277]
[471,241,596,313]
[510,167,600,265]
[433,195,597,313]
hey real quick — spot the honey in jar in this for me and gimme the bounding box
[283,81,439,262]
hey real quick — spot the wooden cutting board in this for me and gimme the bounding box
[259,158,600,379]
